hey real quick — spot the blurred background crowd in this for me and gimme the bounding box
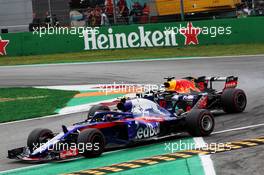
[70,0,152,27]
[0,0,264,33]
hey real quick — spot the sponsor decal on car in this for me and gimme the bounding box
[136,123,160,139]
[60,148,79,159]
[135,116,165,122]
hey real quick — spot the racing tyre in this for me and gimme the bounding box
[87,105,110,119]
[186,109,215,137]
[77,128,105,158]
[221,88,247,113]
[27,128,54,152]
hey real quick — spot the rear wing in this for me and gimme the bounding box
[200,76,238,89]
[167,76,238,91]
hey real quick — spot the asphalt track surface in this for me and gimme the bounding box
[0,55,264,174]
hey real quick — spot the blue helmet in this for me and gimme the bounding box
[117,100,132,112]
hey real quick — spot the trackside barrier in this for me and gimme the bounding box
[0,16,264,56]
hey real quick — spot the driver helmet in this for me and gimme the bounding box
[164,80,177,91]
[117,100,132,112]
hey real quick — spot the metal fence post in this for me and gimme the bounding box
[252,0,256,15]
[113,0,117,24]
[180,0,185,21]
[48,0,53,26]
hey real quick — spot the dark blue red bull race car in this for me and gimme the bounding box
[139,76,247,115]
[7,76,246,162]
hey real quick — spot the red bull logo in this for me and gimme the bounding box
[165,79,200,93]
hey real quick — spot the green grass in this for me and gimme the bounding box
[1,43,264,66]
[0,88,78,123]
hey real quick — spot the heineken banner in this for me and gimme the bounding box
[1,17,264,56]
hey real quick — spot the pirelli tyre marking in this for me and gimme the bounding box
[64,136,264,175]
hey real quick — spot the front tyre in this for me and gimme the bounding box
[27,128,54,152]
[221,88,247,113]
[186,109,214,137]
[77,128,105,158]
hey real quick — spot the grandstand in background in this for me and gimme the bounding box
[0,0,263,33]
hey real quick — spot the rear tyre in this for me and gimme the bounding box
[77,128,105,158]
[87,105,110,119]
[186,109,214,137]
[221,88,247,113]
[27,128,54,152]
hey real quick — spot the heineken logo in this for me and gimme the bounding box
[83,26,179,50]
[83,22,232,50]
[180,22,201,45]
[0,36,9,56]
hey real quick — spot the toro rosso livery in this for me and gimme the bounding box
[8,99,214,161]
[8,75,246,162]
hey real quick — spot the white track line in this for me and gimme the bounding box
[200,155,216,175]
[0,113,75,126]
[192,123,264,175]
[212,123,264,135]
[194,137,216,175]
[2,123,264,173]
[0,97,117,126]
[35,84,145,91]
[0,164,47,174]
[58,97,118,114]
[0,148,126,174]
[35,84,100,91]
[1,54,264,68]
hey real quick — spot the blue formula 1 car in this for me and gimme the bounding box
[8,98,215,161]
[138,76,247,115]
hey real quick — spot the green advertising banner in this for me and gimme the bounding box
[0,16,264,56]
